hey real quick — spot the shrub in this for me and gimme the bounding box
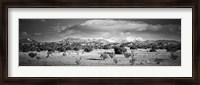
[84,47,93,52]
[113,58,118,64]
[104,52,115,58]
[94,46,100,49]
[46,50,53,58]
[114,46,127,54]
[124,52,131,58]
[130,45,137,50]
[29,47,37,51]
[129,57,136,65]
[48,49,55,52]
[63,52,66,56]
[66,46,73,50]
[73,47,80,51]
[170,52,179,60]
[108,53,115,58]
[39,47,46,51]
[36,48,41,52]
[149,46,156,52]
[36,56,41,60]
[28,52,37,58]
[120,44,125,48]
[57,47,66,52]
[103,45,111,49]
[166,46,179,52]
[22,49,29,52]
[154,58,165,64]
[100,53,109,60]
[75,57,82,65]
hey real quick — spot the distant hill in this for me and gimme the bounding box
[58,38,87,44]
[57,38,110,45]
[19,38,181,46]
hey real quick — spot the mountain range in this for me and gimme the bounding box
[19,38,181,45]
[19,38,38,44]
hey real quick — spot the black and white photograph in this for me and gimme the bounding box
[19,19,181,66]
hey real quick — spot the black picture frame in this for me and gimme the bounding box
[1,0,199,85]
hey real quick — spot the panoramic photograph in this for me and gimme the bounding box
[19,19,181,66]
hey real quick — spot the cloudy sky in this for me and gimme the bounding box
[19,19,181,42]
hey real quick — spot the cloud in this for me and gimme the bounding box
[64,30,78,35]
[59,30,84,38]
[79,19,181,32]
[57,19,181,41]
[148,24,162,31]
[96,31,137,42]
[34,33,42,36]
[163,24,181,32]
[80,20,149,31]
[20,31,32,38]
[49,23,73,32]
[22,32,28,36]
[136,37,145,41]
[126,36,145,42]
[126,36,136,42]
[51,26,68,32]
[59,29,135,41]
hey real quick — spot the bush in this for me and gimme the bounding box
[113,58,118,64]
[119,44,126,48]
[75,57,82,65]
[36,56,41,60]
[57,47,66,52]
[166,46,178,52]
[48,48,55,52]
[104,52,115,58]
[38,47,46,51]
[63,52,66,56]
[129,57,136,65]
[94,46,100,49]
[130,45,137,50]
[103,45,111,49]
[84,47,93,52]
[154,58,165,64]
[28,52,37,58]
[22,49,29,52]
[100,53,109,60]
[73,47,80,51]
[170,52,179,60]
[108,53,115,58]
[149,46,156,52]
[36,48,41,52]
[114,46,127,54]
[46,50,53,58]
[66,46,73,50]
[124,52,131,58]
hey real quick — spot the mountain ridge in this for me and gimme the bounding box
[19,37,181,45]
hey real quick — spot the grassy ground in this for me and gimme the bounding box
[19,49,181,66]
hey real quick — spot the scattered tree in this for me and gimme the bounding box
[28,52,37,58]
[124,52,131,58]
[114,46,127,54]
[84,47,93,52]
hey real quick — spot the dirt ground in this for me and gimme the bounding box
[19,49,181,66]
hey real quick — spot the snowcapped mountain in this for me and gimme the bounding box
[19,38,180,46]
[19,38,38,44]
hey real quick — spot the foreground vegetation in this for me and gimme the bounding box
[19,38,181,66]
